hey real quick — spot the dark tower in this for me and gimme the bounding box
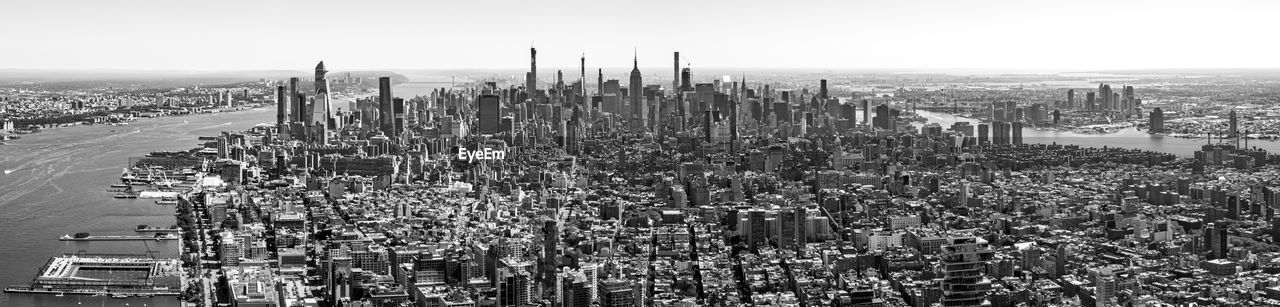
[673,51,680,94]
[275,85,288,138]
[289,77,302,122]
[479,95,501,134]
[526,47,537,92]
[680,68,692,91]
[379,77,394,135]
[819,79,828,101]
[1150,107,1164,133]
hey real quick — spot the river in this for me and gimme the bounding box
[912,110,1280,157]
[0,82,431,306]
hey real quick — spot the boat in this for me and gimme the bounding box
[110,293,127,298]
[113,194,138,199]
[155,200,178,205]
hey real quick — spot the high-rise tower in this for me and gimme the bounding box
[673,52,680,95]
[819,79,828,101]
[1149,107,1164,133]
[527,47,538,93]
[289,77,302,122]
[629,55,644,131]
[1228,110,1239,138]
[275,85,289,140]
[379,77,394,136]
[311,61,332,144]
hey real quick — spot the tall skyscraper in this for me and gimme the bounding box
[629,55,644,131]
[1228,110,1239,138]
[1149,107,1164,133]
[288,77,301,122]
[276,85,289,139]
[527,47,537,93]
[378,77,394,135]
[580,54,586,98]
[479,95,501,134]
[1207,222,1228,259]
[311,61,332,144]
[1067,89,1075,108]
[873,104,894,131]
[861,100,870,125]
[977,123,989,145]
[940,236,994,307]
[1011,122,1023,145]
[1100,83,1113,111]
[672,52,680,95]
[819,79,828,100]
[680,68,691,91]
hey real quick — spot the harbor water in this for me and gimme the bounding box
[0,82,426,306]
[912,110,1280,157]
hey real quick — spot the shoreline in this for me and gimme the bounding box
[3,105,269,140]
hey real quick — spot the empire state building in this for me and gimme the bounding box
[629,56,645,131]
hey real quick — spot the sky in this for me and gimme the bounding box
[1,0,1278,72]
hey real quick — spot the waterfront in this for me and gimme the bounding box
[912,110,1280,157]
[0,108,274,306]
[0,82,429,306]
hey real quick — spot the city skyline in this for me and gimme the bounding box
[2,0,1279,71]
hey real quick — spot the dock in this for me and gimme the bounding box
[60,235,178,241]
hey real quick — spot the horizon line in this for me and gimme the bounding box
[6,66,1280,74]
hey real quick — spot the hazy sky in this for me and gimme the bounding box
[2,0,1278,71]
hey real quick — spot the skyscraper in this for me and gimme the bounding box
[1099,83,1113,111]
[479,95,501,134]
[1066,89,1074,108]
[861,100,870,125]
[629,55,644,131]
[580,54,586,98]
[819,79,828,101]
[1228,110,1239,138]
[527,47,537,93]
[378,77,394,135]
[1149,107,1164,133]
[940,236,994,307]
[311,61,332,144]
[1207,222,1228,260]
[276,85,289,140]
[1011,122,1023,145]
[289,77,303,123]
[680,67,691,91]
[672,51,679,95]
[977,123,989,145]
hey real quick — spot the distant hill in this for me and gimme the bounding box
[0,69,408,88]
